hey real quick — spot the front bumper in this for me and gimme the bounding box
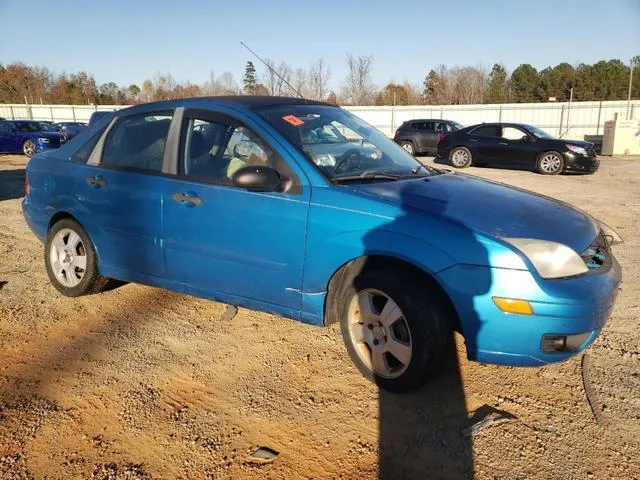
[563,152,599,173]
[436,254,621,366]
[35,140,63,154]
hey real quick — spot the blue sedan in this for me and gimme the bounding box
[0,120,65,157]
[22,97,621,392]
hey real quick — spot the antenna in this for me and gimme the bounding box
[240,41,304,98]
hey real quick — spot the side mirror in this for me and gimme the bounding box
[522,135,533,142]
[232,165,281,192]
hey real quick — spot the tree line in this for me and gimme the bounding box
[1,55,638,106]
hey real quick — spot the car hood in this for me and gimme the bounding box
[559,139,594,148]
[353,172,598,252]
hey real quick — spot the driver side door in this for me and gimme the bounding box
[161,108,311,314]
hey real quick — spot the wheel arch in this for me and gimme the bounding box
[323,254,461,333]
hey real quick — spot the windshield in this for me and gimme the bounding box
[526,125,554,139]
[258,105,435,181]
[451,121,463,130]
[15,121,46,133]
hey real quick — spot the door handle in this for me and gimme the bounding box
[86,175,107,188]
[499,142,508,146]
[470,138,478,142]
[172,191,202,207]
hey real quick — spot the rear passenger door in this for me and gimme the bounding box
[77,111,175,279]
[468,125,502,164]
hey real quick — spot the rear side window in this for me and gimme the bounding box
[101,112,173,172]
[71,128,106,163]
[471,125,501,137]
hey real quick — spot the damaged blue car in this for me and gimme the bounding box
[22,97,622,391]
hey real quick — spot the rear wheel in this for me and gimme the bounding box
[449,146,472,168]
[45,219,110,297]
[400,141,416,156]
[336,266,451,392]
[537,151,564,175]
[22,140,36,157]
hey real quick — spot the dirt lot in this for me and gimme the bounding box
[0,153,638,479]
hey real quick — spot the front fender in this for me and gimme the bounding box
[299,229,457,324]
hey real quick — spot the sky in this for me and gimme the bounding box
[1,0,639,90]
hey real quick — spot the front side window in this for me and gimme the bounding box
[15,121,44,133]
[179,115,299,191]
[258,105,436,182]
[472,125,501,137]
[101,112,173,172]
[502,126,528,140]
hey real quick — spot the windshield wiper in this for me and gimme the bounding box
[332,171,404,183]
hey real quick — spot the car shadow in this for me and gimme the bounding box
[0,168,26,201]
[354,175,492,479]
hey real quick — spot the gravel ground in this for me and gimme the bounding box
[0,153,638,479]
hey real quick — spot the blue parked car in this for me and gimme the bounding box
[22,97,622,391]
[0,120,65,157]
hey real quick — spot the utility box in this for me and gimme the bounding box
[601,117,640,155]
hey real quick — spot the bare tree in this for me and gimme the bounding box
[263,59,292,96]
[219,71,239,94]
[308,58,331,100]
[341,54,375,105]
[291,68,308,97]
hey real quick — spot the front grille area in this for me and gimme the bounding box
[580,230,611,272]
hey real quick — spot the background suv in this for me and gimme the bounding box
[393,119,463,156]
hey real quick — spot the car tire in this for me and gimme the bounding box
[449,146,472,168]
[537,151,564,175]
[336,264,451,392]
[45,218,110,297]
[22,139,36,157]
[400,141,416,156]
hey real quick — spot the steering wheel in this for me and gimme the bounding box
[333,149,363,175]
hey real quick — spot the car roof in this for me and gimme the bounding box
[119,96,332,115]
[405,119,457,123]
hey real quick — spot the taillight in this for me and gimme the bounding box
[439,133,447,141]
[25,172,30,195]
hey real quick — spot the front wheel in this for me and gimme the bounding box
[537,152,564,175]
[45,219,110,296]
[22,139,36,157]
[337,267,451,392]
[449,147,472,168]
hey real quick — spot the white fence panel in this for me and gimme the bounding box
[1,100,637,140]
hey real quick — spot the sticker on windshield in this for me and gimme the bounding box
[282,115,304,127]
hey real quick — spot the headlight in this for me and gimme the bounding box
[314,154,336,167]
[567,145,587,156]
[502,238,588,279]
[597,220,623,246]
[37,137,50,144]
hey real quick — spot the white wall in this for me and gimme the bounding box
[1,100,638,140]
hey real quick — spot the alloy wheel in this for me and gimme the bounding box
[347,288,413,379]
[451,148,469,167]
[49,228,87,288]
[23,140,36,157]
[540,154,562,173]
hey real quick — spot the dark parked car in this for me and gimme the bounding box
[437,123,599,175]
[58,122,88,141]
[23,97,621,392]
[0,120,64,156]
[393,119,463,156]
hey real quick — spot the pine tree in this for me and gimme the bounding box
[243,61,256,94]
[485,64,508,104]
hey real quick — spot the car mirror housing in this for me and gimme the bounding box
[232,165,282,192]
